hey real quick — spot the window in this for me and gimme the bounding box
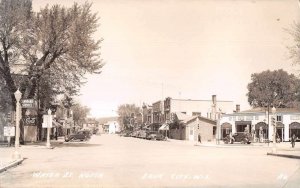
[181,112,186,114]
[190,130,193,135]
[192,112,201,116]
[277,115,282,122]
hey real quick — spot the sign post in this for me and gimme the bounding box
[13,89,22,159]
[43,109,52,148]
[4,126,15,147]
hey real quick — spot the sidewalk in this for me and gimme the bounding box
[0,137,65,173]
[0,157,24,173]
[196,141,300,159]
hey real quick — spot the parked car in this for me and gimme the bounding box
[137,130,147,139]
[146,131,166,141]
[65,130,91,142]
[223,132,251,144]
[120,130,132,137]
[130,131,138,137]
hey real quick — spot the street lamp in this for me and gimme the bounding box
[46,109,52,148]
[216,109,222,145]
[13,89,22,159]
[271,106,277,153]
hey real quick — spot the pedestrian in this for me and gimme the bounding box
[291,134,297,148]
[229,132,235,144]
[259,127,263,143]
[198,133,201,144]
[55,131,58,140]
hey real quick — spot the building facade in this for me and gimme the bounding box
[164,95,234,122]
[103,121,120,134]
[220,108,300,142]
[169,114,216,142]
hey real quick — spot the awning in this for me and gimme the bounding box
[142,124,151,130]
[276,122,284,128]
[159,123,169,131]
[255,122,268,130]
[221,123,232,129]
[290,122,300,129]
[52,121,62,128]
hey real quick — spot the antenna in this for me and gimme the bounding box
[162,83,164,100]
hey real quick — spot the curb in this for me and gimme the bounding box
[267,153,300,159]
[0,158,24,173]
[195,144,270,148]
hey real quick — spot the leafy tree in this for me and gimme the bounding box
[288,23,300,66]
[247,69,299,108]
[117,104,141,130]
[0,0,32,107]
[71,103,90,127]
[0,0,103,110]
[0,77,11,113]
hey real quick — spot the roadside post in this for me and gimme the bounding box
[13,89,22,159]
[271,107,277,153]
[4,126,15,147]
[42,109,52,148]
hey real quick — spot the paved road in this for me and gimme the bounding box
[0,134,300,188]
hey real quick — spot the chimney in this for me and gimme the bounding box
[212,95,216,105]
[236,104,240,113]
[211,95,217,120]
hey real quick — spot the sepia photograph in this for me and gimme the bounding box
[0,0,300,187]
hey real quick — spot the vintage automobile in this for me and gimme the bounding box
[65,130,91,142]
[223,132,252,144]
[137,130,148,139]
[130,131,138,138]
[119,130,132,137]
[146,131,166,141]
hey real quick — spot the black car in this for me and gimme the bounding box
[224,132,251,144]
[146,131,166,141]
[120,130,132,137]
[65,130,91,142]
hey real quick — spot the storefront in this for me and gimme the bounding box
[235,121,251,133]
[276,122,284,141]
[289,122,300,140]
[221,123,232,138]
[255,122,268,141]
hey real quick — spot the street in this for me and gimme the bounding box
[0,134,300,188]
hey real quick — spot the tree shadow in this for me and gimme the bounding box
[53,142,102,148]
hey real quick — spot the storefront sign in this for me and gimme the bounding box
[21,99,36,108]
[22,116,36,126]
[4,126,15,137]
[42,114,52,128]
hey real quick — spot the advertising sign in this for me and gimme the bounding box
[22,116,37,126]
[42,115,53,128]
[4,126,15,137]
[21,99,36,108]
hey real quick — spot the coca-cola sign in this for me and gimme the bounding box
[22,116,36,126]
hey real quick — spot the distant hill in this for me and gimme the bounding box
[97,116,119,124]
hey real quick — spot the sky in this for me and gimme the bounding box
[33,0,300,117]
